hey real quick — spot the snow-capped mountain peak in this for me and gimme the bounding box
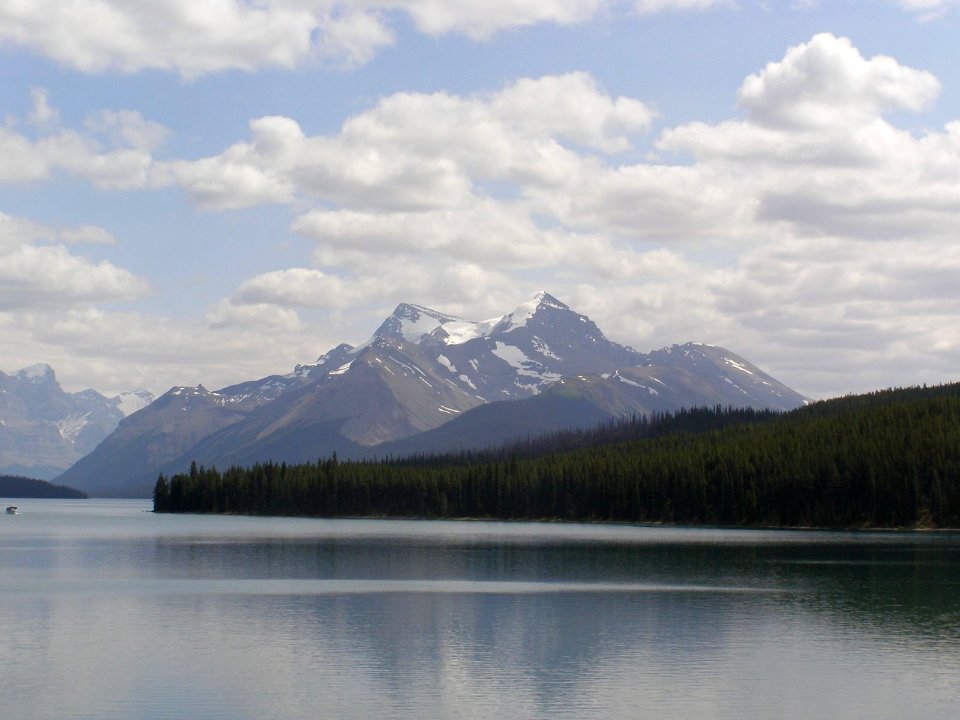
[373,303,464,343]
[364,292,580,350]
[489,292,572,336]
[112,389,155,417]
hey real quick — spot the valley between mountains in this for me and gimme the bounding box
[47,292,807,497]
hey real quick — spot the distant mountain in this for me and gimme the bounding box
[56,293,808,496]
[0,364,154,479]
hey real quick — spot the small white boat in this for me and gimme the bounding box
[5,506,17,515]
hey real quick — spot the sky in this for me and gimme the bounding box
[1,0,959,400]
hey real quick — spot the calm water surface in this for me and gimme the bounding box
[1,499,958,719]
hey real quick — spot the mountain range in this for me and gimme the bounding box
[54,292,807,496]
[0,364,153,479]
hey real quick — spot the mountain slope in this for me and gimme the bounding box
[372,343,807,458]
[55,385,249,497]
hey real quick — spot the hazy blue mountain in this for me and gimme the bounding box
[0,364,153,479]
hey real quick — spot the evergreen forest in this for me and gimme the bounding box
[0,474,88,499]
[154,383,960,528]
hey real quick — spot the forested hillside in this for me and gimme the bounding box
[0,474,88,499]
[154,384,960,528]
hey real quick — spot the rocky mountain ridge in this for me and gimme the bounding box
[55,293,807,496]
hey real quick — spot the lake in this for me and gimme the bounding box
[1,499,958,719]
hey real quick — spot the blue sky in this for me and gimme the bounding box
[1,0,959,399]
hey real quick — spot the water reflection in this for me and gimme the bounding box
[1,500,958,719]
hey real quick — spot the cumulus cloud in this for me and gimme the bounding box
[650,34,960,244]
[378,0,606,38]
[0,213,116,249]
[234,268,368,309]
[293,201,576,267]
[737,33,940,129]
[0,1,391,77]
[164,73,651,214]
[0,244,143,310]
[0,91,163,189]
[0,213,153,393]
[171,36,957,250]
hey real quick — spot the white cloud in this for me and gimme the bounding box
[0,126,51,183]
[165,73,651,212]
[490,73,655,153]
[383,0,606,39]
[58,226,117,246]
[0,211,150,393]
[737,33,940,130]
[0,1,392,77]
[651,35,960,244]
[633,0,731,12]
[293,201,570,267]
[85,110,170,152]
[28,87,59,125]
[898,0,960,19]
[205,299,303,331]
[0,1,745,77]
[234,268,368,309]
[0,91,163,189]
[0,212,116,248]
[0,244,148,310]
[0,213,53,250]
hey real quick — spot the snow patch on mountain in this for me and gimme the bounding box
[492,342,533,371]
[441,319,498,345]
[330,361,354,376]
[491,292,568,336]
[58,413,92,443]
[616,373,659,396]
[436,355,456,373]
[492,342,561,384]
[723,357,754,375]
[530,336,561,360]
[398,310,449,342]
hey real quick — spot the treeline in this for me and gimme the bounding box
[154,385,960,528]
[382,405,780,466]
[0,474,88,499]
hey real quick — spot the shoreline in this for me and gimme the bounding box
[151,508,960,533]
